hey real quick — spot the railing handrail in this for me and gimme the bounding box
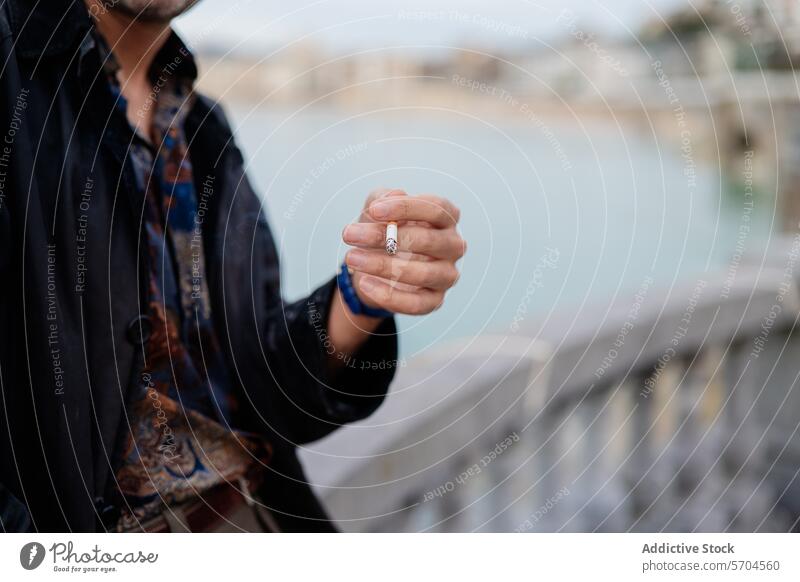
[525,266,800,408]
[300,336,550,492]
[301,260,800,530]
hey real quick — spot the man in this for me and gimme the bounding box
[0,0,465,532]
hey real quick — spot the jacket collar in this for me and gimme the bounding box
[8,0,234,151]
[8,0,93,59]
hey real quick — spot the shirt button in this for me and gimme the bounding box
[126,315,153,345]
[93,496,120,531]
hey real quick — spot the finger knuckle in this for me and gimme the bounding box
[448,234,465,257]
[411,296,428,315]
[419,264,437,288]
[446,266,460,287]
[368,227,384,246]
[380,283,393,303]
[420,228,436,251]
[376,255,390,276]
[401,229,417,251]
[426,195,443,208]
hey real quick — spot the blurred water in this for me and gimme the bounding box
[228,105,774,357]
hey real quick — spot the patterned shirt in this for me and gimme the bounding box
[97,33,270,529]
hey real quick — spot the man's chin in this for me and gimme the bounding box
[109,0,200,22]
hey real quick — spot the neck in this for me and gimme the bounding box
[87,1,172,134]
[88,2,172,86]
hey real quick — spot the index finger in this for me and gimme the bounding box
[368,195,460,228]
[360,188,408,221]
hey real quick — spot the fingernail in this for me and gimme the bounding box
[346,251,367,268]
[343,224,367,243]
[359,276,376,294]
[370,202,389,219]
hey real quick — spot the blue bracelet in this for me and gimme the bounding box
[337,263,393,319]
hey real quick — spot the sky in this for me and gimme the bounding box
[174,0,687,55]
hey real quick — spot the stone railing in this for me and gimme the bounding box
[301,251,800,532]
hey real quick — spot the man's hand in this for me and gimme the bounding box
[342,189,466,315]
[325,188,465,368]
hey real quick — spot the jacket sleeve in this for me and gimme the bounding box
[228,147,399,445]
[260,267,399,444]
[0,10,32,532]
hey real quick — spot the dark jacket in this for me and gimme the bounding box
[0,0,397,532]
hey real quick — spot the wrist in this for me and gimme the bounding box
[336,263,393,319]
[326,287,385,368]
